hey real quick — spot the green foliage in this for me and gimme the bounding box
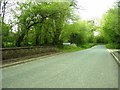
[2,22,16,47]
[59,43,95,52]
[93,30,106,43]
[61,20,93,46]
[106,44,120,49]
[2,1,97,49]
[102,5,120,48]
[15,1,73,47]
[94,35,105,43]
[59,45,83,52]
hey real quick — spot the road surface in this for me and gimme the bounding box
[2,45,118,88]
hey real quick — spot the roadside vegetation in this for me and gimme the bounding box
[101,2,120,49]
[59,43,96,52]
[1,0,120,55]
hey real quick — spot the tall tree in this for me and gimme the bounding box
[61,20,90,46]
[15,1,74,46]
[102,3,120,48]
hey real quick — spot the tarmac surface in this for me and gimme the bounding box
[2,45,118,88]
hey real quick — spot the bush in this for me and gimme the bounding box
[106,44,120,49]
[81,43,95,48]
[59,43,96,52]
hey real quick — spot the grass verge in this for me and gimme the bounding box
[59,43,95,53]
[106,44,120,49]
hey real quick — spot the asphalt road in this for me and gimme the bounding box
[2,45,118,88]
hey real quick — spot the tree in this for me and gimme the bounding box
[15,1,74,46]
[61,20,90,46]
[102,4,120,48]
[2,22,13,47]
[1,0,17,47]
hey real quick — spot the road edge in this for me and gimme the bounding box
[1,46,95,68]
[107,49,120,65]
[2,46,110,68]
[1,52,63,68]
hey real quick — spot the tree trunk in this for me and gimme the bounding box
[35,33,40,45]
[52,28,62,46]
[16,32,26,47]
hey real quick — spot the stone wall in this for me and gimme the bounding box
[2,46,58,60]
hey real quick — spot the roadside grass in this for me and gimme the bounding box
[59,45,83,52]
[106,44,120,49]
[59,43,95,53]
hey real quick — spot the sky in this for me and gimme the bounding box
[75,0,116,20]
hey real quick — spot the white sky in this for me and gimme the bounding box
[76,0,116,20]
